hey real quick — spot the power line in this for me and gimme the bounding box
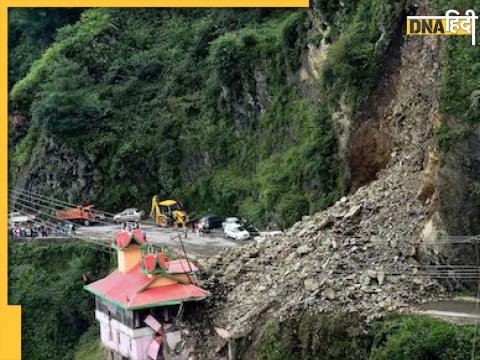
[8,206,112,254]
[9,197,111,244]
[10,190,114,226]
[9,189,195,256]
[11,192,120,230]
[10,187,162,227]
[9,193,188,255]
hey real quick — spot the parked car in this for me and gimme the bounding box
[199,215,225,232]
[243,223,260,237]
[224,223,250,241]
[113,208,144,223]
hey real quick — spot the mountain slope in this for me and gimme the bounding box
[9,2,407,227]
[9,8,342,228]
[192,1,480,358]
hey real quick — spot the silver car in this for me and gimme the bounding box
[113,208,144,223]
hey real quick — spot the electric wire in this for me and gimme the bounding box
[10,191,190,259]
[10,188,193,255]
[9,206,113,254]
[12,189,480,280]
[10,189,114,226]
[9,196,112,244]
[10,187,161,227]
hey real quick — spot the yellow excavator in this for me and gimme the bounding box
[150,196,188,227]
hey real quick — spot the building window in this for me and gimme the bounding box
[134,312,140,328]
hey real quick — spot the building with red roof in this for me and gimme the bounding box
[84,229,208,360]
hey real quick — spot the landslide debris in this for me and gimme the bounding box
[197,28,445,355]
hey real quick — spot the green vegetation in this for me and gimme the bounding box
[320,0,406,112]
[73,324,104,360]
[10,122,43,175]
[9,8,342,228]
[257,313,371,360]
[8,242,113,360]
[433,0,480,150]
[256,314,480,360]
[370,315,480,360]
[434,0,480,123]
[8,8,83,89]
[8,3,409,227]
[433,122,465,151]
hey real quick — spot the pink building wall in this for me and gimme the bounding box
[97,310,156,360]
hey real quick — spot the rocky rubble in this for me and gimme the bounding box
[196,28,446,354]
[202,177,445,340]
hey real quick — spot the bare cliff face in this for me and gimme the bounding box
[189,11,456,360]
[11,136,99,206]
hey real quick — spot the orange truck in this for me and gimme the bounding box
[56,205,105,226]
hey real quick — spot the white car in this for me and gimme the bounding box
[224,223,250,241]
[113,208,144,223]
[222,217,241,229]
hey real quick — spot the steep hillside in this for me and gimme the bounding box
[423,0,480,249]
[9,9,335,228]
[188,0,480,358]
[8,2,480,359]
[196,14,446,354]
[9,2,406,228]
[8,242,112,360]
[8,8,83,89]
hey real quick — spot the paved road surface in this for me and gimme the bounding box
[76,224,242,258]
[417,298,480,324]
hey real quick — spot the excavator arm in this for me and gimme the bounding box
[150,195,159,219]
[150,195,167,226]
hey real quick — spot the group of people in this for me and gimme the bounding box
[10,220,148,240]
[119,221,140,231]
[119,222,147,240]
[57,221,76,235]
[10,223,49,238]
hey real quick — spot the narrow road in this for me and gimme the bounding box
[416,298,480,325]
[76,224,242,258]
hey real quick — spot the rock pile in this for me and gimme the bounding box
[201,173,445,339]
[197,30,445,350]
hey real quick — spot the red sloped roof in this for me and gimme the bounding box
[85,264,208,309]
[167,259,198,273]
[115,229,146,249]
[144,253,157,273]
[157,253,167,268]
[143,253,169,274]
[143,253,197,274]
[132,283,208,308]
